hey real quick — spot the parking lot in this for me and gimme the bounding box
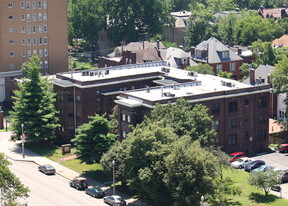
[252,151,288,198]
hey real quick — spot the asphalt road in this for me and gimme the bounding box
[253,152,288,170]
[8,159,108,206]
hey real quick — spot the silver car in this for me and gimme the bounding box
[38,164,56,175]
[104,195,126,206]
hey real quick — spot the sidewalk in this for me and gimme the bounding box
[0,131,148,206]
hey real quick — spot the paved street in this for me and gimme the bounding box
[8,160,107,206]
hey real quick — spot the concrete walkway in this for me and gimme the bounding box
[0,131,148,206]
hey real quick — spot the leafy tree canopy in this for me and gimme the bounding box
[0,153,29,206]
[10,55,60,143]
[73,114,117,164]
[251,39,276,68]
[217,70,233,79]
[186,63,214,75]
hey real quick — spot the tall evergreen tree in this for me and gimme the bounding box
[10,54,60,143]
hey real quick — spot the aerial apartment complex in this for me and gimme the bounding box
[53,62,271,154]
[0,0,68,102]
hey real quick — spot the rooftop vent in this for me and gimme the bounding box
[188,71,198,77]
[163,92,175,97]
[105,70,109,75]
[161,67,170,73]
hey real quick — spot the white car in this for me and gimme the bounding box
[231,157,254,169]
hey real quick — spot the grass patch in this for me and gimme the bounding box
[224,169,288,206]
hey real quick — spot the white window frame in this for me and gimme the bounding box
[38,13,42,21]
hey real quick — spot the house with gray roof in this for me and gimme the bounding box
[191,37,243,80]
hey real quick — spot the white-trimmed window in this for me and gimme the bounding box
[38,13,42,21]
[8,16,13,20]
[32,26,36,33]
[127,115,131,123]
[33,49,37,54]
[122,131,126,139]
[43,0,47,8]
[40,61,43,69]
[33,38,37,45]
[21,26,25,33]
[27,26,31,34]
[22,51,26,57]
[122,113,126,121]
[22,39,26,45]
[28,50,32,57]
[38,1,42,9]
[21,14,25,21]
[39,37,42,45]
[44,25,47,32]
[21,2,25,8]
[32,13,36,21]
[27,2,30,10]
[39,49,43,57]
[43,13,47,21]
[44,49,48,56]
[9,28,14,32]
[44,60,48,68]
[216,64,222,73]
[229,62,236,72]
[27,38,31,46]
[9,40,14,45]
[10,64,15,69]
[27,14,31,22]
[32,1,36,9]
[44,37,48,44]
[39,25,42,33]
[10,52,14,57]
[8,3,13,8]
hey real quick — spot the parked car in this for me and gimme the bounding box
[251,165,272,173]
[85,186,105,198]
[38,164,56,175]
[244,160,265,172]
[274,169,288,183]
[278,144,288,153]
[69,177,88,190]
[228,152,247,162]
[231,157,254,169]
[104,195,126,206]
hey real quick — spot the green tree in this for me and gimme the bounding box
[251,40,276,68]
[147,99,216,147]
[207,0,235,13]
[0,153,29,206]
[248,168,282,196]
[239,63,250,81]
[217,12,239,44]
[217,70,233,79]
[186,63,214,75]
[73,114,116,164]
[124,121,177,205]
[10,55,60,143]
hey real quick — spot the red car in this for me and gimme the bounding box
[228,152,247,162]
[278,144,288,153]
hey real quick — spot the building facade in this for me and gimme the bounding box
[0,0,68,102]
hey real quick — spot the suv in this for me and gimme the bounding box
[278,144,288,153]
[69,177,88,190]
[244,160,265,172]
[228,152,247,162]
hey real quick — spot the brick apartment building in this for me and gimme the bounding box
[0,0,68,103]
[191,37,243,80]
[53,62,271,154]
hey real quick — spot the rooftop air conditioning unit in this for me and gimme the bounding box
[105,70,109,75]
[226,82,232,87]
[188,71,194,76]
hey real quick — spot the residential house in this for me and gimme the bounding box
[272,34,288,48]
[258,7,288,19]
[191,37,243,80]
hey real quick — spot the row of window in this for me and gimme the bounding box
[228,129,267,145]
[19,1,48,9]
[216,62,236,73]
[212,96,268,115]
[21,25,48,34]
[9,60,48,70]
[21,13,47,22]
[9,37,48,47]
[21,48,48,58]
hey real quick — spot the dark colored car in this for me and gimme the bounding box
[244,160,265,172]
[228,152,247,162]
[278,144,288,153]
[278,170,288,183]
[85,186,105,198]
[104,195,126,206]
[69,177,88,190]
[38,164,56,175]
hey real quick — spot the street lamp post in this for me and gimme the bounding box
[112,160,115,195]
[21,123,25,158]
[201,195,204,206]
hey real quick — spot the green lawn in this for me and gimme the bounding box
[225,169,288,206]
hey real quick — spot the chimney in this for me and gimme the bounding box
[237,47,242,55]
[267,73,271,84]
[190,46,195,56]
[156,40,160,50]
[179,45,184,50]
[250,69,255,85]
[228,42,234,47]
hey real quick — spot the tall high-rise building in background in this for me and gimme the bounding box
[0,0,68,102]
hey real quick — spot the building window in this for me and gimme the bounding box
[10,64,15,69]
[44,49,48,56]
[33,49,37,54]
[8,3,13,8]
[229,62,236,72]
[22,51,26,57]
[21,26,25,33]
[196,50,202,58]
[8,16,13,20]
[9,40,14,45]
[44,24,47,32]
[27,38,31,46]
[216,64,222,73]
[258,114,266,123]
[39,49,43,57]
[257,129,266,140]
[68,94,73,101]
[32,13,36,21]
[39,1,42,9]
[258,96,267,108]
[243,131,249,140]
[27,26,31,34]
[212,120,219,131]
[229,101,238,113]
[38,13,42,21]
[76,95,81,102]
[39,37,42,45]
[212,103,220,114]
[33,37,37,45]
[43,13,47,20]
[244,99,249,106]
[21,2,25,8]
[21,14,25,21]
[32,1,36,9]
[228,134,237,145]
[10,52,14,57]
[40,61,43,68]
[44,37,48,44]
[39,25,42,33]
[68,111,74,117]
[222,51,229,59]
[122,131,126,139]
[32,26,36,33]
[44,61,48,68]
[127,115,131,123]
[27,14,31,22]
[122,113,126,121]
[9,28,14,32]
[27,2,30,9]
[228,117,238,129]
[28,50,32,57]
[43,0,47,8]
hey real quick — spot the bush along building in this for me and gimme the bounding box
[53,61,271,154]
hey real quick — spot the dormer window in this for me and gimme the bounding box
[196,50,202,58]
[222,51,229,59]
